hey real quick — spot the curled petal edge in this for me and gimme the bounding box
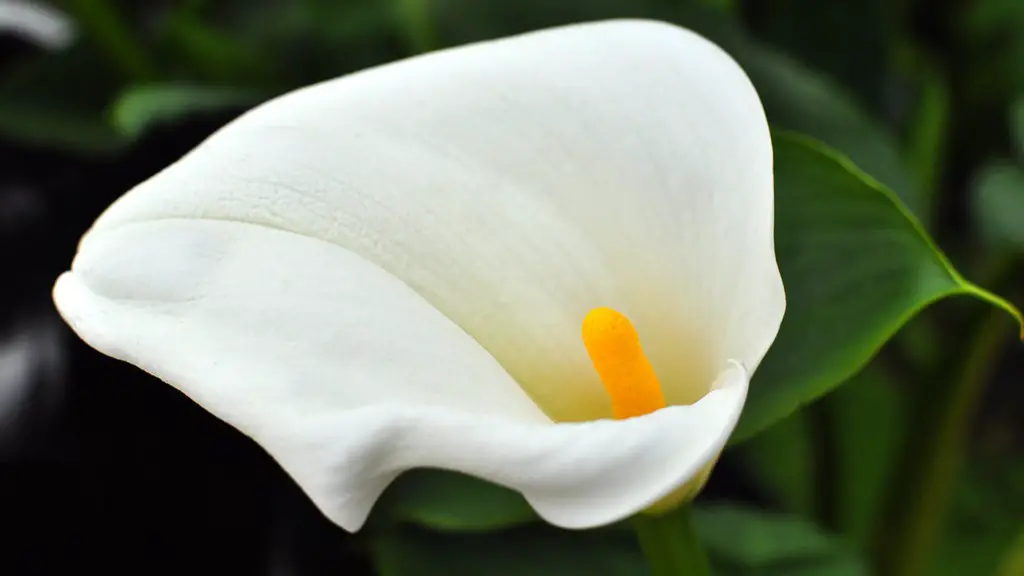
[53,218,748,530]
[263,360,748,531]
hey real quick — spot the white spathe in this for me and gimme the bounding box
[52,20,785,531]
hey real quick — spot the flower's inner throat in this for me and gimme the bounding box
[582,307,667,419]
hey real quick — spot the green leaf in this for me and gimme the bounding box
[369,504,867,575]
[972,161,1024,251]
[731,133,1022,443]
[110,84,264,138]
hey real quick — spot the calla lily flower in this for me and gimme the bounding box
[52,20,785,531]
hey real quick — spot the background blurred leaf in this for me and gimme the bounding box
[738,50,923,219]
[369,504,867,576]
[739,410,816,515]
[972,162,1024,251]
[372,469,535,532]
[739,363,904,547]
[0,26,126,152]
[739,0,895,116]
[733,133,1020,443]
[110,83,263,139]
[997,531,1024,576]
[1012,97,1024,156]
[371,523,643,576]
[898,44,951,218]
[0,100,121,151]
[930,458,1024,576]
[961,0,1024,102]
[432,0,666,43]
[694,504,847,566]
[830,366,904,545]
[699,505,868,576]
[189,0,404,86]
[154,7,271,85]
[62,0,156,80]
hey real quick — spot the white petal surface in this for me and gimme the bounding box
[53,218,748,530]
[79,19,784,420]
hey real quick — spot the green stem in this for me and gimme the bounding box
[633,506,712,576]
[874,309,1012,576]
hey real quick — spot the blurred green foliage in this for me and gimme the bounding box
[371,505,867,576]
[7,1,1024,575]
